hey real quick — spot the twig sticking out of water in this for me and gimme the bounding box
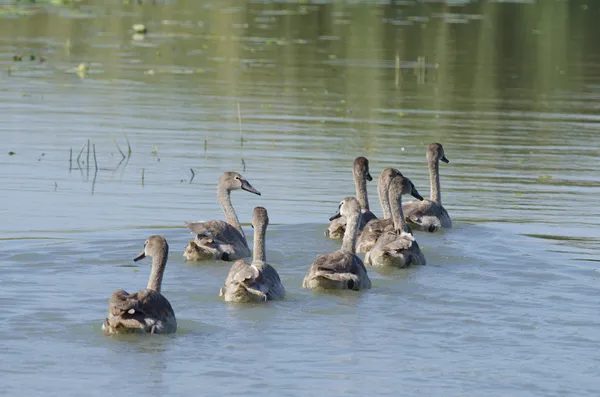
[93,144,98,172]
[113,138,126,160]
[69,148,72,172]
[189,168,195,184]
[114,153,130,176]
[115,155,125,171]
[142,168,145,186]
[204,137,207,153]
[237,102,244,147]
[112,130,131,172]
[77,142,86,168]
[92,144,99,195]
[86,139,90,178]
[54,182,58,191]
[242,158,246,172]
[92,169,98,195]
[123,129,132,158]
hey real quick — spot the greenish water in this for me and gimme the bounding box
[1,1,599,396]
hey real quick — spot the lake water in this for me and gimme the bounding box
[1,1,599,396]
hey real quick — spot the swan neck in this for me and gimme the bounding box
[390,189,409,232]
[341,210,361,254]
[354,170,370,211]
[378,175,391,219]
[147,249,168,293]
[429,159,442,205]
[218,185,246,240]
[253,225,267,262]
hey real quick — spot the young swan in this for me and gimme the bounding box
[366,175,426,267]
[220,207,285,303]
[402,143,452,232]
[304,197,371,291]
[102,236,177,335]
[184,171,261,262]
[326,157,377,239]
[357,168,423,253]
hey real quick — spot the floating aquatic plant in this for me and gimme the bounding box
[133,23,147,34]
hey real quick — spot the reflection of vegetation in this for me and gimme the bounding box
[2,0,598,147]
[0,7,36,17]
[1,0,80,16]
[9,0,80,4]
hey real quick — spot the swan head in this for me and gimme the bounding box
[353,156,373,182]
[251,206,269,231]
[377,167,402,193]
[329,196,361,221]
[134,235,168,262]
[427,142,449,164]
[388,174,424,201]
[221,172,261,195]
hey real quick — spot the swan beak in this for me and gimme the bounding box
[329,210,342,221]
[411,186,424,201]
[366,172,373,182]
[441,155,449,163]
[241,179,261,196]
[134,251,146,262]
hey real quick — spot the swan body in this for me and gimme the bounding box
[102,236,177,335]
[366,174,426,268]
[305,197,371,290]
[357,168,421,253]
[326,157,377,239]
[403,143,452,232]
[220,207,285,302]
[184,172,260,261]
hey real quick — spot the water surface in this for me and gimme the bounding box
[1,1,599,396]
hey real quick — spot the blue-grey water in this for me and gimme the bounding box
[1,1,599,396]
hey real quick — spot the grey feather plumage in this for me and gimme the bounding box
[306,197,371,291]
[184,172,260,262]
[402,143,452,232]
[220,206,285,303]
[103,236,177,335]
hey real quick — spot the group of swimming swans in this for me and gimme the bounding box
[102,143,451,335]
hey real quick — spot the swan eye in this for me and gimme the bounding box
[235,176,241,180]
[145,240,149,246]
